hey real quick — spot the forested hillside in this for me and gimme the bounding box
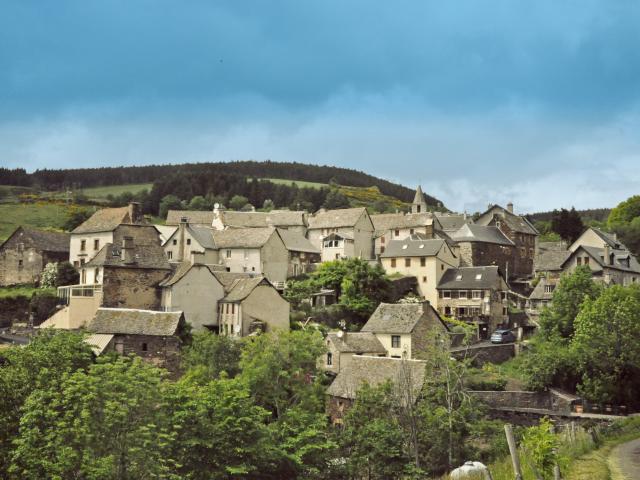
[0,161,439,206]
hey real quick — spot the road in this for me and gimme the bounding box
[609,437,640,480]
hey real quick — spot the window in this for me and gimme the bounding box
[503,307,508,315]
[459,290,467,299]
[475,274,482,280]
[141,343,148,352]
[226,250,231,258]
[456,274,463,281]
[395,229,400,237]
[472,290,482,299]
[380,246,385,253]
[18,259,23,269]
[391,335,401,348]
[81,269,86,284]
[443,290,451,299]
[94,268,100,284]
[544,285,555,293]
[422,276,427,283]
[80,240,86,251]
[529,248,534,257]
[73,261,79,268]
[167,251,173,259]
[231,304,235,314]
[420,257,426,267]
[94,239,100,251]
[390,258,396,268]
[577,257,582,265]
[584,257,590,265]
[17,242,24,252]
[381,236,385,244]
[186,238,191,245]
[115,342,124,354]
[405,258,411,267]
[251,267,255,272]
[441,264,444,271]
[327,352,333,366]
[173,239,177,245]
[410,229,414,234]
[80,259,85,266]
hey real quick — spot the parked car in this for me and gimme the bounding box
[490,329,516,344]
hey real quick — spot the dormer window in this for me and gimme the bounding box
[475,274,482,280]
[419,244,424,249]
[402,245,408,250]
[456,275,463,281]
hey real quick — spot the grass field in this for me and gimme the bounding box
[0,203,74,242]
[262,178,328,189]
[81,183,153,199]
[0,284,55,298]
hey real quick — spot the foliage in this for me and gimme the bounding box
[62,206,93,231]
[188,195,209,210]
[550,208,585,244]
[229,194,250,210]
[56,261,80,286]
[159,194,183,219]
[321,188,350,209]
[181,331,242,383]
[39,262,58,288]
[520,338,580,392]
[607,195,640,256]
[538,266,602,340]
[521,418,564,479]
[28,291,59,325]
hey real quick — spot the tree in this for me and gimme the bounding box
[263,199,275,211]
[608,195,640,229]
[550,208,584,244]
[39,262,58,288]
[572,285,640,407]
[229,195,250,211]
[239,330,326,418]
[339,260,392,319]
[181,331,242,383]
[322,188,350,209]
[521,418,563,479]
[188,195,209,210]
[56,261,79,286]
[159,194,183,218]
[10,356,176,480]
[538,266,602,340]
[62,207,92,231]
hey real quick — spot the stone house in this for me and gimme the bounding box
[436,265,509,338]
[162,218,218,263]
[165,209,216,226]
[360,301,449,360]
[307,207,375,261]
[321,331,387,376]
[569,227,623,252]
[474,203,538,280]
[86,308,186,375]
[527,241,569,316]
[380,235,459,305]
[450,223,517,277]
[326,355,427,424]
[218,276,290,337]
[560,244,640,286]
[276,228,321,277]
[0,227,70,286]
[212,227,289,286]
[371,212,438,257]
[434,212,473,235]
[70,202,147,268]
[212,207,308,235]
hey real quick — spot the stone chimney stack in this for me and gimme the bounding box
[121,236,135,264]
[603,243,611,266]
[128,202,142,223]
[507,202,514,214]
[178,216,188,261]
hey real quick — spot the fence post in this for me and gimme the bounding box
[504,424,523,480]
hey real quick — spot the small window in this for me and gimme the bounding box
[459,290,467,299]
[420,257,426,267]
[402,245,408,250]
[390,258,396,268]
[441,264,444,271]
[80,240,86,251]
[422,276,427,283]
[475,274,482,280]
[18,259,23,268]
[456,274,463,281]
[73,261,79,267]
[391,335,401,348]
[503,307,508,315]
[17,242,24,252]
[577,257,582,265]
[94,268,100,284]
[80,259,85,266]
[584,257,590,265]
[94,239,100,251]
[186,238,191,245]
[226,250,231,258]
[167,251,173,260]
[327,352,333,366]
[173,239,177,245]
[443,290,451,298]
[395,229,400,237]
[472,290,482,299]
[141,343,148,352]
[251,267,255,272]
[410,229,414,234]
[231,304,235,314]
[381,236,385,244]
[405,258,411,267]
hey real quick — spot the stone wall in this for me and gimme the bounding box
[101,267,170,310]
[109,334,181,376]
[0,296,31,328]
[451,342,515,366]
[327,395,354,425]
[469,389,576,414]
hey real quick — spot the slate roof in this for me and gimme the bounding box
[212,227,276,249]
[327,332,386,354]
[277,228,320,253]
[529,277,557,301]
[73,206,147,234]
[85,242,171,270]
[590,228,624,249]
[380,236,446,258]
[88,308,183,336]
[535,242,570,273]
[159,261,194,287]
[85,333,114,355]
[154,225,178,244]
[371,213,434,233]
[188,226,217,249]
[222,210,306,228]
[211,271,254,290]
[451,224,514,246]
[1,227,70,253]
[437,266,505,290]
[361,303,445,334]
[561,245,640,274]
[327,355,427,400]
[308,208,368,229]
[476,205,538,235]
[434,213,471,232]
[222,276,270,302]
[165,210,215,226]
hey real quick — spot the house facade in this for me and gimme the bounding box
[371,212,438,257]
[277,228,321,277]
[560,244,640,286]
[162,218,218,263]
[0,227,69,286]
[436,265,509,338]
[321,331,387,376]
[380,236,458,305]
[307,207,375,261]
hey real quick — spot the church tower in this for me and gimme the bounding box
[412,186,428,214]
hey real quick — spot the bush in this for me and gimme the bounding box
[29,291,59,325]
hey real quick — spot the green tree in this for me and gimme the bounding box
[339,260,392,319]
[159,194,183,218]
[181,331,242,383]
[538,266,602,339]
[63,207,92,231]
[572,285,640,406]
[322,188,350,209]
[10,356,175,480]
[229,194,250,211]
[188,195,209,210]
[0,330,93,476]
[262,199,275,211]
[239,330,326,418]
[608,195,640,229]
[56,261,80,286]
[521,418,563,479]
[550,208,584,244]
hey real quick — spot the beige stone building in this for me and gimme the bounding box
[380,235,458,305]
[307,207,374,261]
[436,265,509,338]
[321,331,387,376]
[360,301,449,360]
[70,202,147,267]
[276,228,321,277]
[0,227,69,286]
[371,212,439,257]
[218,276,290,337]
[560,244,640,286]
[162,218,217,263]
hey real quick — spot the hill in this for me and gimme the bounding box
[527,208,611,225]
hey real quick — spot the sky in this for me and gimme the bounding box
[1,1,640,213]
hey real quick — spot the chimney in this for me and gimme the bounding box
[507,202,514,214]
[128,202,142,223]
[121,236,135,264]
[178,217,188,261]
[422,300,431,314]
[603,243,611,265]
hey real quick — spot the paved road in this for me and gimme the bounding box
[609,438,640,480]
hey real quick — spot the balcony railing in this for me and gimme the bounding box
[57,284,103,305]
